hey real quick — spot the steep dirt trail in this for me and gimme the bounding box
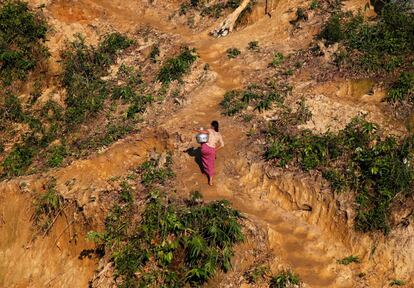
[0,1,360,287]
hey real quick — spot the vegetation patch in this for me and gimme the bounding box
[61,33,133,125]
[157,47,197,84]
[265,115,414,233]
[319,1,414,73]
[32,178,65,233]
[0,0,49,86]
[226,47,241,59]
[270,270,301,288]
[337,255,360,265]
[89,188,244,286]
[386,72,414,104]
[221,82,292,116]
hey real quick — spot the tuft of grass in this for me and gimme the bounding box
[390,279,406,286]
[244,265,270,284]
[270,270,301,288]
[157,47,197,84]
[226,47,241,59]
[32,178,64,233]
[47,145,67,168]
[337,255,360,265]
[248,41,259,51]
[271,52,285,67]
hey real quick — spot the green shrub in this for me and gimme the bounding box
[390,279,406,286]
[319,2,414,72]
[337,255,360,265]
[32,178,64,232]
[227,47,241,58]
[61,33,133,125]
[270,270,301,288]
[248,41,259,51]
[221,83,288,116]
[244,265,270,284]
[386,72,414,103]
[139,154,175,187]
[89,191,244,287]
[319,14,343,44]
[1,93,25,122]
[157,47,197,84]
[0,0,49,85]
[2,142,36,177]
[271,52,285,67]
[47,145,67,167]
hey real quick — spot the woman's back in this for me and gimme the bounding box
[206,129,224,148]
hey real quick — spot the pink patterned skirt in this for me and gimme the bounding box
[201,143,216,177]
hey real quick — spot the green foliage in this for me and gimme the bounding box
[248,41,259,51]
[390,279,406,286]
[1,93,25,122]
[386,72,414,103]
[270,270,301,288]
[227,47,241,59]
[47,145,67,167]
[2,142,36,177]
[265,116,414,233]
[89,191,244,287]
[61,33,133,125]
[139,154,175,187]
[157,47,197,84]
[310,0,319,10]
[32,178,64,232]
[221,83,289,116]
[0,0,49,85]
[244,265,270,284]
[271,52,285,67]
[319,2,414,72]
[149,44,160,63]
[337,255,360,265]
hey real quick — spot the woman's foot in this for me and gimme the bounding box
[208,176,213,186]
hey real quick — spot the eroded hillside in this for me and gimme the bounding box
[0,0,413,287]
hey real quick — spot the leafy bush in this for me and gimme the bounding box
[390,279,406,286]
[337,255,360,265]
[157,47,197,84]
[2,142,36,177]
[47,145,67,167]
[244,265,270,284]
[270,270,301,288]
[221,83,289,116]
[61,33,133,125]
[319,2,414,72]
[248,41,259,51]
[139,154,175,187]
[0,0,49,85]
[227,47,241,58]
[265,116,414,233]
[386,72,414,103]
[1,93,25,122]
[89,191,244,287]
[271,52,285,67]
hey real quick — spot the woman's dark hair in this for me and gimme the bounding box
[211,120,219,132]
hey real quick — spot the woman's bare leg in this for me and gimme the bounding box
[208,176,213,186]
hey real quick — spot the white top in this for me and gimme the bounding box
[206,129,224,148]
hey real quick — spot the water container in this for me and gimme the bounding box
[196,127,209,144]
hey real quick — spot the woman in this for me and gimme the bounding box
[194,120,224,186]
